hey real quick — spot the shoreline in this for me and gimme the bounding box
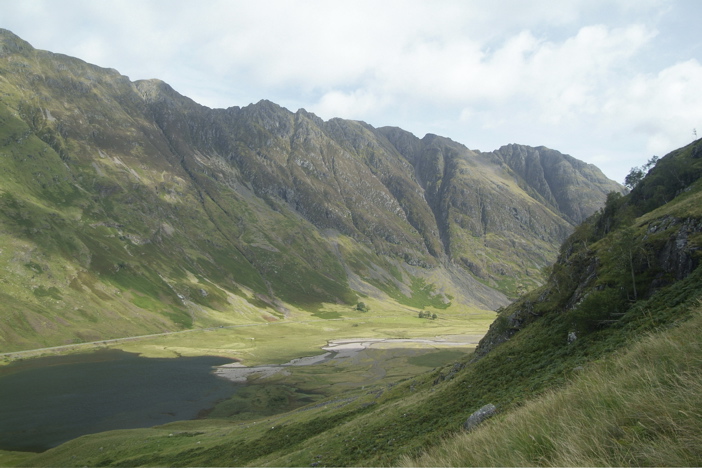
[214,334,482,382]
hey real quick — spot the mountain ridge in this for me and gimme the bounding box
[0,28,623,351]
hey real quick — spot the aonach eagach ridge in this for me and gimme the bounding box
[0,28,620,350]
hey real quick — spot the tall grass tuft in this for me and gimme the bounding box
[404,305,702,467]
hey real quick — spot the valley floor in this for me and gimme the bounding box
[215,335,484,382]
[0,303,495,467]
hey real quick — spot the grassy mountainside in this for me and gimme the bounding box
[12,140,702,467]
[0,28,622,352]
[408,304,702,467]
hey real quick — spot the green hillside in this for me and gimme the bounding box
[0,28,622,352]
[9,138,702,467]
[409,303,702,466]
[6,27,697,467]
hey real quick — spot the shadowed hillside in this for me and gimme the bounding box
[0,28,622,351]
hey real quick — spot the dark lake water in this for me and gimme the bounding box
[0,349,238,452]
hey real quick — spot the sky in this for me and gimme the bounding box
[2,0,702,183]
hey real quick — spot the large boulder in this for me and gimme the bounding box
[463,403,497,432]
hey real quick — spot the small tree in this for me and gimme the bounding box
[624,167,644,190]
[613,226,642,301]
[355,301,369,312]
[418,311,425,318]
[625,156,659,190]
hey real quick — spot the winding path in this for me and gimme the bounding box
[0,316,381,359]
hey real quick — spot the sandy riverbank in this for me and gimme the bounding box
[214,334,482,382]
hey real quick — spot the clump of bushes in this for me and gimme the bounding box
[355,301,369,312]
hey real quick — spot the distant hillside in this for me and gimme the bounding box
[0,29,622,351]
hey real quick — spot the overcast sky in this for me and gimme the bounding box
[3,0,702,183]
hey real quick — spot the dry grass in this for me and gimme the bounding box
[404,306,702,467]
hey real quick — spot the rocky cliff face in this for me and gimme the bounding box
[474,138,702,358]
[487,144,622,225]
[0,29,623,350]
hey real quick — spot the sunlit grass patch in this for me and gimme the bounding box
[0,449,35,468]
[109,305,491,366]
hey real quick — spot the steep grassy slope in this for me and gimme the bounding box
[15,139,702,467]
[408,304,702,467]
[0,28,622,351]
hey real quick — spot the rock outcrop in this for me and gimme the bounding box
[463,404,498,431]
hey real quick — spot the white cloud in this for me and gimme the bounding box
[603,59,702,155]
[315,89,389,121]
[1,0,700,183]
